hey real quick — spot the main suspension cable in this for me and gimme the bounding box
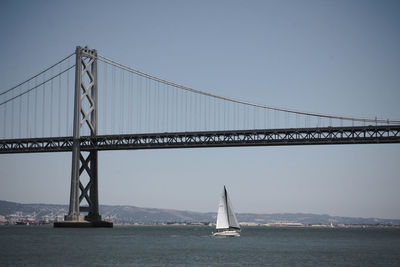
[0,65,75,106]
[0,52,75,96]
[97,54,400,125]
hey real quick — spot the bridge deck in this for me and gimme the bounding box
[1,125,399,154]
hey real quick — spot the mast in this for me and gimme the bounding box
[224,186,230,228]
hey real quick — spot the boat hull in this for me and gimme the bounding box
[212,230,240,237]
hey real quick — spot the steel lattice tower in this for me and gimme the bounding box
[54,46,112,227]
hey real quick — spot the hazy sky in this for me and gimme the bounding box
[0,0,399,219]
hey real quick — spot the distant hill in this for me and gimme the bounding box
[1,200,399,225]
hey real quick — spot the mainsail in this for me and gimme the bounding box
[216,186,240,230]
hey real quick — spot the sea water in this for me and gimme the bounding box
[1,225,400,266]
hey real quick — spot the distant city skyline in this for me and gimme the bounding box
[0,0,399,219]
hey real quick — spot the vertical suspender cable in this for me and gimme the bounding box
[42,74,46,137]
[2,102,5,138]
[138,76,141,133]
[231,103,237,129]
[186,89,189,131]
[226,101,228,130]
[167,83,170,132]
[234,103,236,130]
[208,95,210,131]
[174,87,179,132]
[170,85,173,132]
[172,86,175,132]
[228,102,231,130]
[34,77,38,137]
[181,87,184,132]
[193,93,196,131]
[243,105,245,129]
[253,106,255,129]
[161,82,164,132]
[214,97,216,131]
[58,64,62,136]
[200,93,202,131]
[224,101,227,130]
[218,99,220,131]
[204,95,206,131]
[245,105,248,129]
[11,86,14,138]
[148,78,151,132]
[143,75,146,132]
[103,63,107,134]
[111,66,114,133]
[119,70,122,134]
[26,81,30,138]
[285,112,288,128]
[127,72,131,133]
[195,93,198,131]
[199,93,201,131]
[66,62,70,136]
[50,69,54,137]
[149,80,154,132]
[143,76,146,133]
[188,91,190,131]
[230,102,233,130]
[145,78,148,132]
[166,84,169,132]
[130,74,136,134]
[121,70,124,134]
[112,66,116,134]
[135,75,138,133]
[156,81,159,133]
[128,73,132,134]
[277,111,280,128]
[146,78,149,132]
[195,92,197,131]
[189,92,192,131]
[224,102,226,130]
[18,83,22,138]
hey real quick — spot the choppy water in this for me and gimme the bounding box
[1,225,400,266]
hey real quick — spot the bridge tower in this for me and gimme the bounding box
[54,46,112,227]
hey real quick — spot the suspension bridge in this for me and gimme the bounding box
[1,46,399,227]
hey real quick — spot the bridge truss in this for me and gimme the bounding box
[1,125,399,153]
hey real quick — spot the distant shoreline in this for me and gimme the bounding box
[2,223,400,229]
[1,200,400,226]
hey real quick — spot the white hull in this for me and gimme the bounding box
[212,230,240,237]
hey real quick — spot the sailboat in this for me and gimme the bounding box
[213,186,241,237]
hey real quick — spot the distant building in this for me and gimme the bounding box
[42,215,50,224]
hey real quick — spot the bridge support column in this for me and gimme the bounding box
[54,46,112,228]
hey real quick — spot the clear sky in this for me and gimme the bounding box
[0,0,399,219]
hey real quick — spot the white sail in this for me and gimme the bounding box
[216,191,229,229]
[215,186,240,230]
[226,193,240,229]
